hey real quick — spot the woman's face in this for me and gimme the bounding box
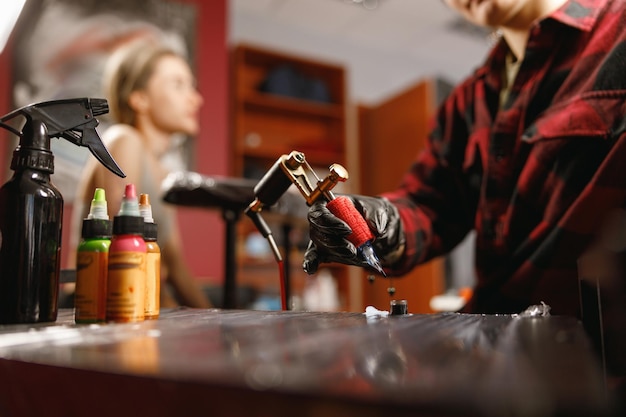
[442,0,529,29]
[142,54,203,136]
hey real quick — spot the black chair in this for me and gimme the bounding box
[162,171,306,309]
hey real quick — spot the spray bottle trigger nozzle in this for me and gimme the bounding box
[79,126,125,178]
[89,99,109,117]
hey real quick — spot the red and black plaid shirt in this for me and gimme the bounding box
[382,0,626,316]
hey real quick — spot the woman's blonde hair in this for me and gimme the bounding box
[103,41,179,126]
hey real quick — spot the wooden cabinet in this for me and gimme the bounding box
[229,44,350,309]
[230,44,347,177]
[357,78,452,314]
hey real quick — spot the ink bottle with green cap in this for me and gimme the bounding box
[139,193,160,320]
[106,183,147,323]
[75,188,112,323]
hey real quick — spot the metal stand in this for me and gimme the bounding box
[161,172,306,310]
[222,208,241,309]
[281,222,292,309]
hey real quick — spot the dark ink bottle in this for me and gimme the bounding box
[0,98,124,324]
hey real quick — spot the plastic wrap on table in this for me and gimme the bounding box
[514,301,551,318]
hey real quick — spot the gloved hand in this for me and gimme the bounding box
[302,195,405,274]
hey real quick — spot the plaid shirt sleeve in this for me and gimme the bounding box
[380,0,626,316]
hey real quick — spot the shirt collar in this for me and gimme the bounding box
[477,0,609,80]
[549,0,609,32]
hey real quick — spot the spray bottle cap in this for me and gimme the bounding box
[81,188,112,239]
[0,98,125,177]
[113,183,144,236]
[139,193,158,241]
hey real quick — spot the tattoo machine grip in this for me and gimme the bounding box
[326,196,374,248]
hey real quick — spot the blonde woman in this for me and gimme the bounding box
[72,40,211,308]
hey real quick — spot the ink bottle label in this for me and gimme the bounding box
[144,242,160,320]
[140,194,160,319]
[106,251,146,322]
[75,250,108,322]
[75,188,111,324]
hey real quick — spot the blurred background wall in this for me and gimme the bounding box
[0,0,491,309]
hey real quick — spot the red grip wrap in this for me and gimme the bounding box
[327,196,374,247]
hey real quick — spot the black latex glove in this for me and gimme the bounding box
[303,195,405,274]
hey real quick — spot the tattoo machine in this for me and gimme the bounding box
[245,150,386,277]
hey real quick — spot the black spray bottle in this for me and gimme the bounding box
[0,98,125,324]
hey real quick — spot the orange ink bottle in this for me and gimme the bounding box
[139,193,160,320]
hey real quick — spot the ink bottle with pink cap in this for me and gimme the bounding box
[106,183,147,322]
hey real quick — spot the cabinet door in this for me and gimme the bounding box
[358,79,446,313]
[231,44,351,310]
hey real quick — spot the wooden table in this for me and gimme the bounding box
[0,308,612,417]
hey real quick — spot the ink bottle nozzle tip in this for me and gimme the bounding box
[124,183,137,199]
[139,193,150,206]
[139,193,154,223]
[117,183,140,217]
[87,187,109,220]
[93,187,106,202]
